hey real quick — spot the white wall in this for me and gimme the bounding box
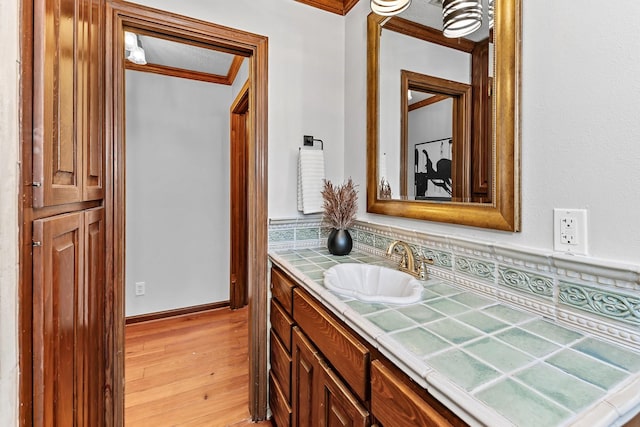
[125,70,232,316]
[346,0,640,266]
[0,0,19,422]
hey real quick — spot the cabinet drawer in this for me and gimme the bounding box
[271,299,294,352]
[270,371,292,427]
[272,267,296,316]
[270,330,292,402]
[371,360,455,427]
[293,289,369,401]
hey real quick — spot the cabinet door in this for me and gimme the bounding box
[33,212,85,425]
[33,209,106,426]
[83,207,106,426]
[319,364,369,427]
[292,327,322,427]
[33,0,104,207]
[82,0,105,201]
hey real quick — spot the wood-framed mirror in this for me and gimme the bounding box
[366,0,521,231]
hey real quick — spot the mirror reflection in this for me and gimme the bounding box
[378,2,493,204]
[366,0,521,231]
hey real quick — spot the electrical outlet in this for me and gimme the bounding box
[554,209,588,255]
[135,281,146,296]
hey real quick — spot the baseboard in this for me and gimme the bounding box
[125,301,231,325]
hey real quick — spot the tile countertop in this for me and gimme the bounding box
[268,247,640,427]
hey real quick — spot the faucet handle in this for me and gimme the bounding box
[415,251,434,280]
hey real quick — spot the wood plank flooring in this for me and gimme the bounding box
[125,307,273,427]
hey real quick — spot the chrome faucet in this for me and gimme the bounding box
[386,240,433,280]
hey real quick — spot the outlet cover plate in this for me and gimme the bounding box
[553,209,588,255]
[135,281,146,296]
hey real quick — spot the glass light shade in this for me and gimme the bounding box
[370,0,412,16]
[442,0,483,38]
[488,0,494,28]
[127,46,147,65]
[124,31,138,52]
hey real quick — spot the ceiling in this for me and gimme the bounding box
[137,34,237,76]
[126,32,245,84]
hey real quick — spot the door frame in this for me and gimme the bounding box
[105,2,269,423]
[230,80,250,309]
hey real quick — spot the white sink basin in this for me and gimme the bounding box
[323,264,423,305]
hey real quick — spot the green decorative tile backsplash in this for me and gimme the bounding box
[498,266,554,300]
[559,281,640,326]
[455,256,495,280]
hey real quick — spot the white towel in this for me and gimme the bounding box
[297,149,325,214]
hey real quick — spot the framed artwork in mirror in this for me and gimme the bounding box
[414,138,452,201]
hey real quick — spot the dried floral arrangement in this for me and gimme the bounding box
[321,178,358,230]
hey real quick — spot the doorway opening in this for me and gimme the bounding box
[107,2,268,423]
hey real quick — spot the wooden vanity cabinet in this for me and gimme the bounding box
[269,267,297,426]
[269,265,463,427]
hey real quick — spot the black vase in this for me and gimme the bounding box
[327,228,352,256]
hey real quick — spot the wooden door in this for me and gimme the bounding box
[230,81,249,308]
[32,208,105,426]
[471,39,492,203]
[33,0,104,207]
[292,327,322,427]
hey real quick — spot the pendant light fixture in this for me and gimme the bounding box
[442,0,483,38]
[488,0,494,28]
[124,31,147,65]
[370,0,412,16]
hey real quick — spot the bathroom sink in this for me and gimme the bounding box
[323,264,423,305]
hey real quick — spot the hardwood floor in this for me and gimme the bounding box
[125,307,273,426]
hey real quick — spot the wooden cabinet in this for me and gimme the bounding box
[33,0,104,207]
[293,289,369,402]
[292,327,369,427]
[371,360,456,427]
[291,327,322,427]
[270,266,370,427]
[270,267,297,426]
[28,0,107,424]
[32,207,105,426]
[269,266,466,427]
